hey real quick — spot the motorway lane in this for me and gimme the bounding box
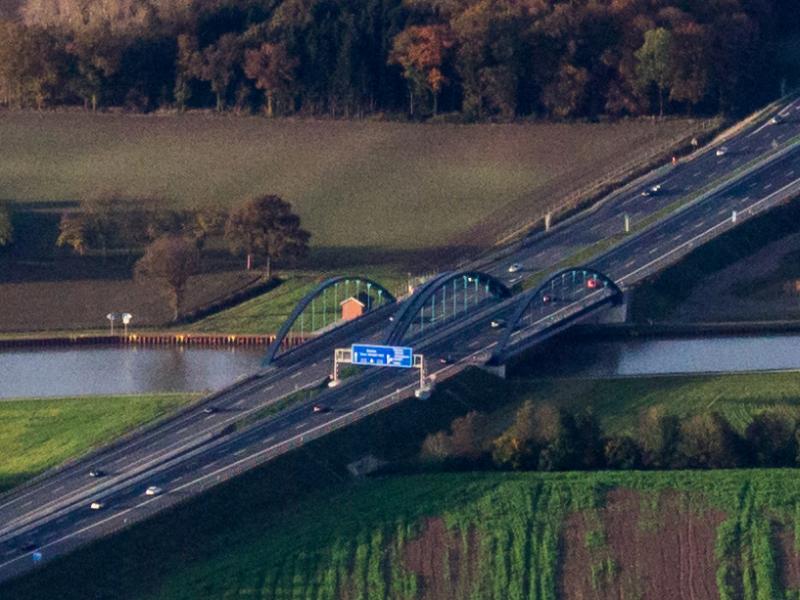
[3,97,800,582]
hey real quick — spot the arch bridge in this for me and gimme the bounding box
[384,270,512,347]
[489,267,622,364]
[263,276,397,365]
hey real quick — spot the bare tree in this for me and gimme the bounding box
[224,194,310,278]
[134,235,200,322]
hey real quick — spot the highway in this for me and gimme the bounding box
[2,96,800,585]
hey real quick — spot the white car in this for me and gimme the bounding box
[641,183,662,197]
[770,115,783,125]
[507,263,523,273]
[90,501,104,510]
[715,146,728,157]
[145,486,162,496]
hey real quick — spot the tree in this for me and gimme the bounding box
[745,413,796,467]
[196,33,242,112]
[635,27,674,116]
[389,24,454,116]
[244,42,298,118]
[224,195,310,278]
[66,25,124,111]
[676,412,744,469]
[604,436,641,470]
[134,235,200,321]
[0,203,12,247]
[174,34,200,111]
[637,406,680,468]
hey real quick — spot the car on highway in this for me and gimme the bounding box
[490,318,507,329]
[507,263,523,273]
[770,115,783,125]
[640,183,663,197]
[715,146,728,157]
[586,277,600,289]
[90,501,104,510]
[202,406,217,415]
[312,404,330,413]
[438,354,454,365]
[19,541,37,552]
[145,486,162,496]
[88,469,105,478]
[542,293,553,304]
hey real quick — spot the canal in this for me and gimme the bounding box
[4,333,800,399]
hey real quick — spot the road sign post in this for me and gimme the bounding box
[330,343,430,394]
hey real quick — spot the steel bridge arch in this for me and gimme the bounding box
[263,275,397,365]
[491,266,621,360]
[384,270,512,346]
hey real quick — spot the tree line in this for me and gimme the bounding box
[50,194,309,320]
[0,0,797,119]
[422,402,800,472]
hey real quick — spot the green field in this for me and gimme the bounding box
[6,369,800,598]
[0,112,709,251]
[0,393,197,492]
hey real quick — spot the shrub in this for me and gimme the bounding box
[745,412,796,467]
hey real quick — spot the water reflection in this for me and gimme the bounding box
[0,346,264,399]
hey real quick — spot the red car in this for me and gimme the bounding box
[586,278,600,289]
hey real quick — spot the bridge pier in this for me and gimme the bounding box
[592,290,631,324]
[479,362,506,379]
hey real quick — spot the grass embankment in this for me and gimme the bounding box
[630,194,800,322]
[6,369,800,598]
[186,269,406,334]
[0,393,198,493]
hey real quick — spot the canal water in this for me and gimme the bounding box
[520,333,800,378]
[0,346,264,399]
[3,334,800,398]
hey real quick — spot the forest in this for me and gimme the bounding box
[0,0,798,120]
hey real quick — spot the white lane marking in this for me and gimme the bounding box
[468,340,481,349]
[3,549,14,557]
[624,259,636,269]
[264,384,274,391]
[648,247,659,255]
[672,233,683,242]
[202,460,219,471]
[265,435,276,443]
[764,183,773,190]
[294,422,307,431]
[718,208,729,216]
[290,371,302,379]
[693,171,702,177]
[693,221,706,230]
[20,501,31,509]
[172,475,184,483]
[234,449,247,456]
[383,382,395,389]
[788,170,795,177]
[53,486,65,493]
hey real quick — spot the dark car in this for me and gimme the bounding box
[202,406,217,415]
[490,318,507,329]
[438,354,454,365]
[88,469,105,478]
[312,404,330,414]
[19,541,37,552]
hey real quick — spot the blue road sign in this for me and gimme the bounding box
[351,344,413,368]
